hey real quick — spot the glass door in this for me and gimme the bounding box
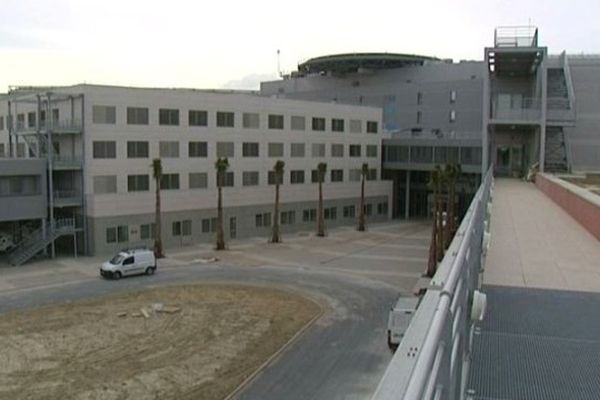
[495,146,511,176]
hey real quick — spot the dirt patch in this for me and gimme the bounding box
[0,284,321,400]
[563,174,600,195]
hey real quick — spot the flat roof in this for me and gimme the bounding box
[297,53,440,75]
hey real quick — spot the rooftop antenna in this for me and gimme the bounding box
[277,49,281,77]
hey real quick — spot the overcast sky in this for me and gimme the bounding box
[2,0,599,91]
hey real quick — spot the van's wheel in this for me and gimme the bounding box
[113,271,122,280]
[146,267,155,275]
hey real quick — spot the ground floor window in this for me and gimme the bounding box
[106,225,128,243]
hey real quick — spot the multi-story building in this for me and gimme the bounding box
[0,85,391,263]
[261,26,600,217]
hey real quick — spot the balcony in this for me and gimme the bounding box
[14,119,83,135]
[53,189,82,207]
[490,97,541,123]
[494,26,538,48]
[52,155,83,170]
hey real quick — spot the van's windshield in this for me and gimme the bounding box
[110,254,125,265]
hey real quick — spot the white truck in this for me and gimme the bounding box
[100,248,156,279]
[387,296,420,350]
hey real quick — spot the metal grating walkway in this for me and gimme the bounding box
[468,285,600,400]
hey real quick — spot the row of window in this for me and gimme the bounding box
[416,90,457,105]
[383,145,482,166]
[88,105,379,133]
[415,110,457,124]
[0,175,41,197]
[92,140,378,159]
[93,168,378,194]
[105,202,389,244]
[0,109,60,131]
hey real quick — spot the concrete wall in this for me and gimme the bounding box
[566,57,600,171]
[0,158,47,221]
[536,173,600,241]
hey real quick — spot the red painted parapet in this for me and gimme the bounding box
[536,173,600,241]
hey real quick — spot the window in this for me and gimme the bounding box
[242,142,259,157]
[93,176,117,194]
[27,112,36,128]
[268,142,284,157]
[349,145,361,157]
[411,146,433,163]
[367,168,377,181]
[349,169,361,182]
[173,220,192,236]
[324,207,337,220]
[0,116,4,130]
[16,114,24,130]
[303,208,316,222]
[127,174,149,192]
[16,143,25,158]
[242,171,259,186]
[268,114,284,129]
[290,170,305,184]
[52,109,59,123]
[349,119,361,133]
[450,90,457,103]
[160,173,180,190]
[366,145,378,158]
[216,142,234,157]
[189,110,208,126]
[311,143,325,158]
[106,225,128,243]
[377,202,389,215]
[159,108,179,125]
[460,147,482,165]
[217,111,234,127]
[188,141,208,157]
[0,143,4,157]
[449,110,456,122]
[330,169,343,182]
[416,111,422,124]
[127,141,149,158]
[127,107,149,125]
[217,171,234,187]
[291,116,305,131]
[242,112,260,128]
[290,143,305,157]
[202,218,218,233]
[0,176,40,196]
[331,144,344,157]
[93,141,116,159]
[343,205,355,218]
[189,172,208,189]
[281,210,296,225]
[311,169,320,183]
[255,213,272,228]
[268,171,283,185]
[92,105,116,124]
[331,118,344,132]
[140,223,155,240]
[312,117,325,131]
[417,92,423,105]
[365,203,373,216]
[366,121,378,134]
[159,141,179,158]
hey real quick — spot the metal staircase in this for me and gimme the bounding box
[7,218,76,266]
[544,126,569,173]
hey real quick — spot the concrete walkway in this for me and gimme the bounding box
[484,178,600,292]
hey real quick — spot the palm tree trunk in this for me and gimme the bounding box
[358,176,366,231]
[216,185,225,250]
[426,197,437,277]
[317,181,325,236]
[447,185,455,246]
[436,185,444,262]
[272,183,281,243]
[154,184,164,258]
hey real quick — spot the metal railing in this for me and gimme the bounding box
[372,167,493,400]
[13,119,83,134]
[492,97,541,121]
[494,26,538,48]
[52,155,83,169]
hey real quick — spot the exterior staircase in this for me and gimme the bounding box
[7,218,76,266]
[544,126,569,173]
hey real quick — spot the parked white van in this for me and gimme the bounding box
[100,248,156,279]
[387,296,420,349]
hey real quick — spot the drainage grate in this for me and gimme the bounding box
[468,285,600,400]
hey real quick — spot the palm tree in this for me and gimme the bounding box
[271,160,285,243]
[215,157,229,250]
[316,162,327,237]
[436,166,446,262]
[426,166,442,277]
[151,158,164,258]
[444,162,462,246]
[357,163,369,231]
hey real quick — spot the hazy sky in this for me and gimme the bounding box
[2,0,599,91]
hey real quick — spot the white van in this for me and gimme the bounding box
[100,248,156,279]
[387,296,420,349]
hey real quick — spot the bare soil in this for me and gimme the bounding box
[563,174,600,195]
[0,284,321,400]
